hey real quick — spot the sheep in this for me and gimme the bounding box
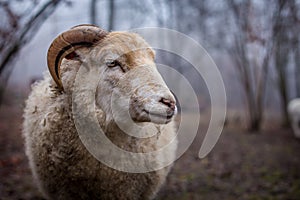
[288,98,300,138]
[23,24,178,200]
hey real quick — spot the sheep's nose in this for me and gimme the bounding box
[159,97,176,111]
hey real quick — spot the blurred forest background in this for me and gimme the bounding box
[1,0,300,199]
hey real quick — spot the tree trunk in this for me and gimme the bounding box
[275,39,290,127]
[295,47,300,97]
[249,115,261,132]
[90,0,97,25]
[272,0,291,127]
[108,0,115,31]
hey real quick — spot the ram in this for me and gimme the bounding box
[23,24,177,199]
[288,98,300,139]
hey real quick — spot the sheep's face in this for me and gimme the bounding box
[93,32,176,125]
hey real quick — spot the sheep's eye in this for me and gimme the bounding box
[106,60,120,68]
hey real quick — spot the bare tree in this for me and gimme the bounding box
[287,0,300,98]
[0,0,64,104]
[295,46,300,98]
[295,44,300,98]
[226,0,273,131]
[0,0,64,74]
[272,0,300,126]
[224,0,299,129]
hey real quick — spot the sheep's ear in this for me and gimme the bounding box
[47,24,108,91]
[65,52,79,60]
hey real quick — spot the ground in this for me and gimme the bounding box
[0,103,300,200]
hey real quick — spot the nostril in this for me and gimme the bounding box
[159,97,176,111]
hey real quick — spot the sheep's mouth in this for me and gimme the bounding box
[140,108,174,124]
[129,104,174,124]
[143,109,174,120]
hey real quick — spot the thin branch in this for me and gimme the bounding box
[0,0,63,74]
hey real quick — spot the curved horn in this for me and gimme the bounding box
[47,24,108,90]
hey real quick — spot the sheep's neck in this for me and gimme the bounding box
[101,118,161,153]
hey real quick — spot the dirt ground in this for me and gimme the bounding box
[0,103,300,200]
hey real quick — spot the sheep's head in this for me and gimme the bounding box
[47,24,176,125]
